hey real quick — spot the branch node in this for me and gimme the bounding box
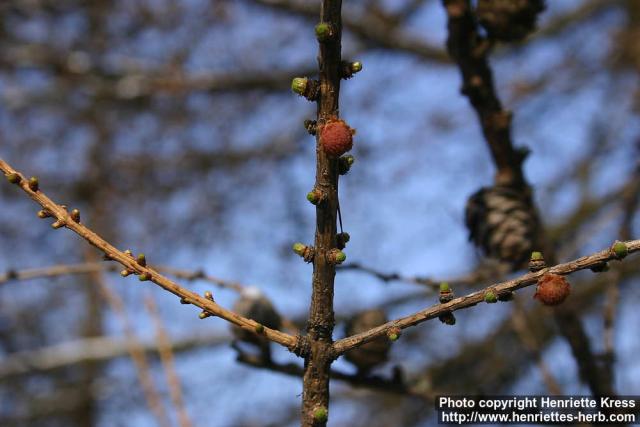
[312,406,328,423]
[336,232,350,249]
[6,173,21,184]
[314,22,334,42]
[438,312,456,325]
[326,249,346,265]
[291,77,319,101]
[136,253,147,267]
[304,119,317,135]
[338,155,355,175]
[70,208,81,223]
[306,188,326,206]
[341,60,362,79]
[439,282,454,303]
[611,241,628,260]
[387,327,402,342]
[590,261,610,273]
[28,176,39,192]
[51,219,65,229]
[529,251,546,272]
[292,243,315,263]
[484,289,498,303]
[37,209,52,219]
[291,334,311,358]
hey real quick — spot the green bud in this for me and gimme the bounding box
[440,282,450,292]
[484,291,497,303]
[138,272,151,281]
[6,173,21,184]
[350,61,362,73]
[199,311,210,319]
[28,176,39,191]
[530,251,544,261]
[329,249,346,264]
[255,324,264,333]
[314,23,332,41]
[291,77,308,96]
[292,243,307,256]
[120,269,131,277]
[313,406,328,423]
[387,327,402,341]
[136,253,147,266]
[306,189,323,205]
[612,241,628,259]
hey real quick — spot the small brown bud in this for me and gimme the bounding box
[28,176,39,191]
[51,220,65,229]
[70,209,81,223]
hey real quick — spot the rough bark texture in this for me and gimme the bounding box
[301,1,342,426]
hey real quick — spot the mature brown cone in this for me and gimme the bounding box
[344,309,391,376]
[534,273,571,306]
[465,186,539,269]
[231,287,282,362]
[476,0,546,42]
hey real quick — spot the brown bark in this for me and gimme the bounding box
[301,1,343,426]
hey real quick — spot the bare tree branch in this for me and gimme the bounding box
[0,158,298,351]
[333,240,640,354]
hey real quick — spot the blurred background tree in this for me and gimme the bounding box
[0,0,639,426]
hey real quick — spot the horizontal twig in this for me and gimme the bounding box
[333,240,640,354]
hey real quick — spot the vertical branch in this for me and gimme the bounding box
[301,1,343,426]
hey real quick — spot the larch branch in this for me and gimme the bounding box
[332,240,640,355]
[0,158,298,351]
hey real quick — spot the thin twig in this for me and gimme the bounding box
[0,158,298,351]
[333,240,640,354]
